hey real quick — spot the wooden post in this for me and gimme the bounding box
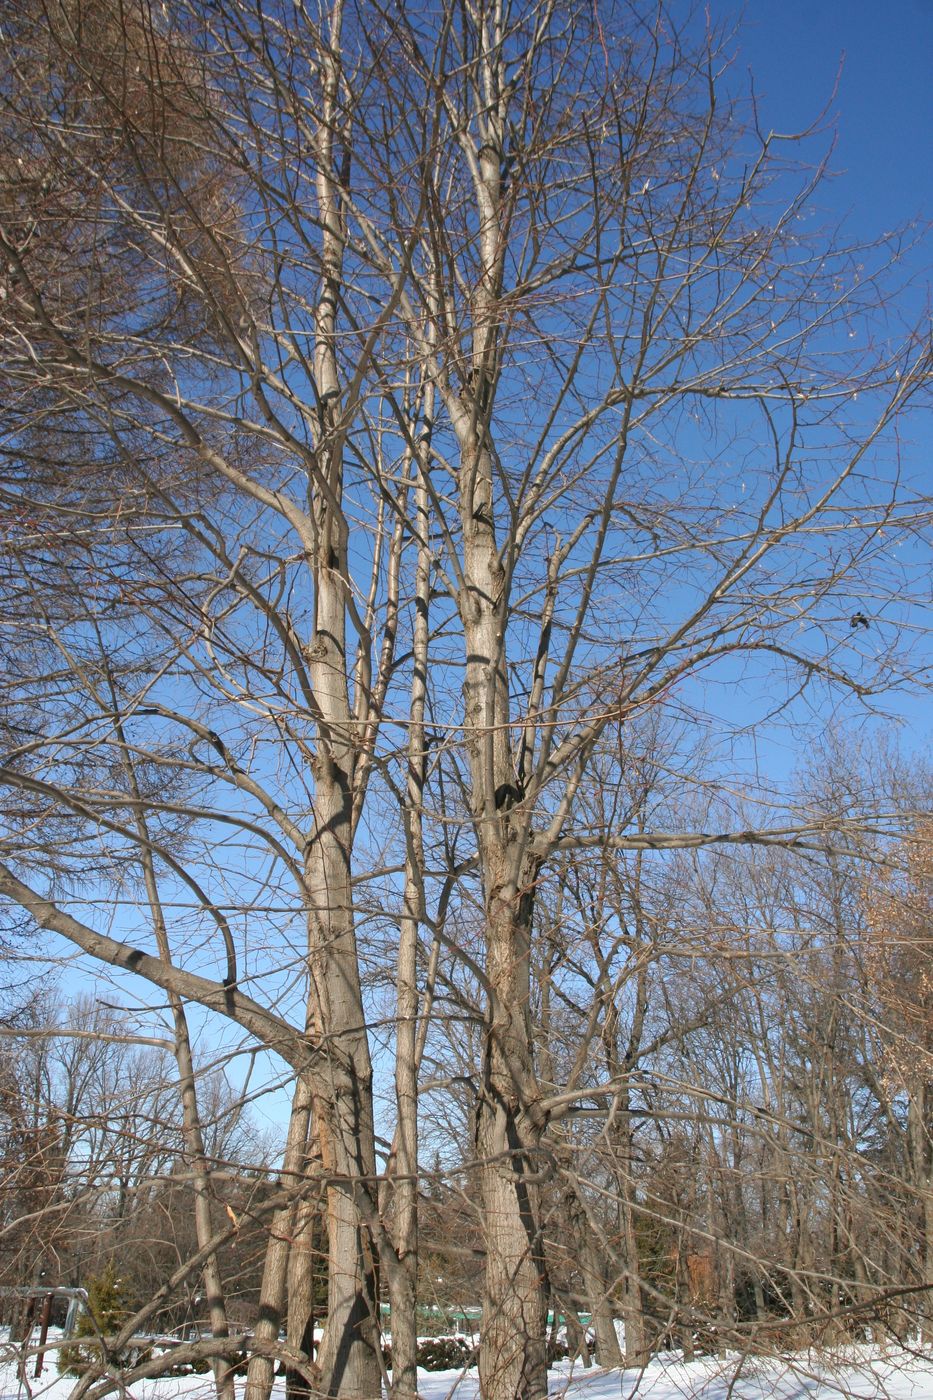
[34,1293,53,1378]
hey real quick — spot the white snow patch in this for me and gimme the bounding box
[1,1332,932,1400]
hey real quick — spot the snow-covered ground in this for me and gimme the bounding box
[414,1348,933,1398]
[2,1340,932,1400]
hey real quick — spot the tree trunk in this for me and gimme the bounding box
[117,729,234,1400]
[303,829,381,1400]
[922,1180,933,1345]
[477,1105,548,1399]
[300,7,382,1392]
[475,858,549,1400]
[302,484,381,1397]
[564,1181,623,1367]
[717,1245,735,1355]
[170,1003,234,1400]
[908,1088,933,1343]
[452,359,549,1394]
[286,1191,321,1400]
[438,12,555,1390]
[301,498,381,1397]
[612,1105,648,1368]
[385,425,432,1400]
[245,1078,313,1400]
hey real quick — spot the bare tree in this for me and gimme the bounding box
[0,1,929,1398]
[863,819,933,1341]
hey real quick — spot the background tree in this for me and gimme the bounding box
[863,819,933,1341]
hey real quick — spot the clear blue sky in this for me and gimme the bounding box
[739,0,931,747]
[737,0,931,238]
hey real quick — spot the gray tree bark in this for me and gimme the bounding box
[245,1079,313,1400]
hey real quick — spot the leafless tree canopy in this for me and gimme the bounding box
[0,1,929,1397]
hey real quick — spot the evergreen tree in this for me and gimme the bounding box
[59,1261,128,1375]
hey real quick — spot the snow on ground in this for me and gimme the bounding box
[2,1339,932,1400]
[415,1349,933,1399]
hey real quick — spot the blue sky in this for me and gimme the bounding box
[714,1,932,763]
[738,0,931,240]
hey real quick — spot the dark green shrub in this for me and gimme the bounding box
[415,1336,474,1370]
[58,1262,132,1376]
[381,1333,477,1372]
